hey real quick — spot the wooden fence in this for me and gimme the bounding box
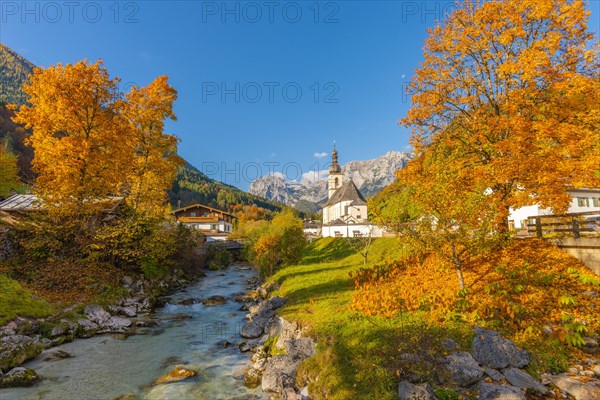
[526,211,600,238]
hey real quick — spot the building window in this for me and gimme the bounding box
[357,214,361,220]
[191,212,196,217]
[593,197,599,208]
[334,177,338,187]
[577,197,589,207]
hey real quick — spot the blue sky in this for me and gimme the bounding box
[2,1,599,190]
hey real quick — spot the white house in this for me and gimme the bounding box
[509,188,600,229]
[321,145,383,238]
[171,203,237,241]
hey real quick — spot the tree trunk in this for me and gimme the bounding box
[456,267,465,291]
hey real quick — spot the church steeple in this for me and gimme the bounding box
[329,143,341,174]
[328,142,343,199]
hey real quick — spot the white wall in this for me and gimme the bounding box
[509,190,600,228]
[323,201,368,224]
[185,221,233,233]
[322,224,383,238]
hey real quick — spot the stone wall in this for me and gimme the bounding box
[550,237,600,276]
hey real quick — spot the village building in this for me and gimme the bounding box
[509,188,600,230]
[302,219,322,239]
[171,203,237,241]
[321,146,383,238]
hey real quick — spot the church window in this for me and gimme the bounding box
[334,177,338,187]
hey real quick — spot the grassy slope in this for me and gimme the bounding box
[269,237,599,400]
[270,238,458,400]
[0,275,53,325]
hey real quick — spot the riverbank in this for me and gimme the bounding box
[0,266,198,388]
[1,264,267,399]
[236,280,315,399]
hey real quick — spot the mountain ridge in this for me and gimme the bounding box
[248,151,411,213]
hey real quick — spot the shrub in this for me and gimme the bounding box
[205,244,232,270]
[234,209,305,277]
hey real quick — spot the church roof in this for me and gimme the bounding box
[324,180,367,207]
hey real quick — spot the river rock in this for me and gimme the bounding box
[270,315,315,358]
[84,305,112,326]
[0,335,42,372]
[479,382,525,400]
[472,327,530,369]
[257,287,268,299]
[549,374,600,400]
[502,368,547,394]
[50,324,66,338]
[0,367,40,388]
[439,351,485,387]
[483,367,504,382]
[117,306,137,318]
[42,349,72,361]
[154,367,197,385]
[254,357,268,371]
[244,367,262,388]
[122,276,133,286]
[267,296,286,310]
[261,368,284,394]
[240,321,264,339]
[178,298,198,305]
[397,381,438,400]
[202,295,226,306]
[106,317,132,330]
[262,354,299,393]
[77,318,99,338]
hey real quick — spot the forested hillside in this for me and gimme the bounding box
[169,162,283,211]
[0,43,35,106]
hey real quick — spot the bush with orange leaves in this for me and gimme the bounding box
[351,239,599,354]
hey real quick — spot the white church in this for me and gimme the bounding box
[321,146,384,238]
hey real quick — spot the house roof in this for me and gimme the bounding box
[0,194,123,213]
[0,194,42,211]
[171,203,237,218]
[324,180,367,207]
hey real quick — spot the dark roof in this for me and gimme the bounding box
[324,180,367,207]
[171,203,237,218]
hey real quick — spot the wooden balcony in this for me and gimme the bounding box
[178,216,220,224]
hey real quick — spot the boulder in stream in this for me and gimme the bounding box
[0,335,43,372]
[0,367,40,388]
[154,367,197,385]
[202,295,227,306]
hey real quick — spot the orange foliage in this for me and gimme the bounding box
[401,0,600,223]
[351,239,599,344]
[12,60,181,218]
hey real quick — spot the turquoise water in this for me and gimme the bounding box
[1,265,266,400]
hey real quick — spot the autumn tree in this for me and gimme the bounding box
[13,60,128,216]
[0,142,22,197]
[13,60,182,220]
[401,0,600,230]
[394,136,500,290]
[122,76,181,217]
